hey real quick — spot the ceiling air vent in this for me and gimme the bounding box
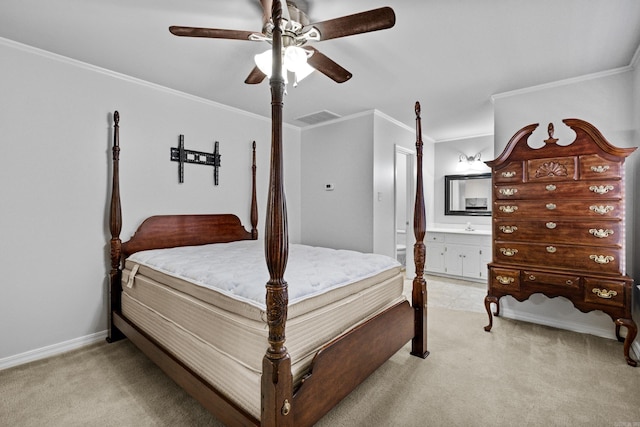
[295,110,341,125]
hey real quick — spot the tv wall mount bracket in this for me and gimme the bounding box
[170,135,221,185]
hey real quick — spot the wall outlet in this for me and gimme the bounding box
[325,183,335,191]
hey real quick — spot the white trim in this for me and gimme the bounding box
[0,330,108,371]
[435,132,494,144]
[0,36,302,131]
[499,308,639,361]
[631,43,640,69]
[499,308,612,338]
[491,65,633,102]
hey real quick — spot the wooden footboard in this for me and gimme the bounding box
[292,301,414,426]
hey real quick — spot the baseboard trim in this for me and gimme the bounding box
[0,330,108,371]
[500,309,640,360]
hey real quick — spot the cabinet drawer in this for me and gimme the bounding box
[522,270,580,289]
[490,267,520,291]
[426,232,445,243]
[527,157,577,182]
[583,278,626,308]
[493,162,523,183]
[493,200,623,218]
[493,219,622,246]
[494,180,621,200]
[580,154,622,179]
[493,242,623,275]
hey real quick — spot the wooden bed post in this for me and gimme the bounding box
[107,110,125,343]
[411,102,429,358]
[261,1,294,426]
[251,141,259,239]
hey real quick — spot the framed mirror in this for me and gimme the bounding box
[445,173,492,216]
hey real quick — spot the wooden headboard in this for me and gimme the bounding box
[109,112,258,262]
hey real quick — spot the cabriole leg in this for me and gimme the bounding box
[615,318,638,367]
[484,295,499,332]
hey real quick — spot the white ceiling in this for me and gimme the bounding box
[2,0,640,141]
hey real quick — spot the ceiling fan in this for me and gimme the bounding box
[169,0,396,85]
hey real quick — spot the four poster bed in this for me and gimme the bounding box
[106,4,428,426]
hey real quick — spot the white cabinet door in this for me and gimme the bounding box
[446,244,482,279]
[425,243,446,274]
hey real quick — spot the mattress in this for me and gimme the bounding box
[121,241,405,418]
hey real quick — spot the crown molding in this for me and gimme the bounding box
[631,43,640,69]
[0,36,303,130]
[491,65,632,102]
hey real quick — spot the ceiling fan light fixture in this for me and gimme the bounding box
[254,46,315,85]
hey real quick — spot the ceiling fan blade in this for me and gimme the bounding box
[169,26,258,41]
[245,66,267,84]
[309,7,395,41]
[305,47,352,83]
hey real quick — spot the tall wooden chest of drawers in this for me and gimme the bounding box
[483,118,637,366]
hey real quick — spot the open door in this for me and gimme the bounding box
[394,145,415,269]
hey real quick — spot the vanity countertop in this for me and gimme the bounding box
[427,227,492,236]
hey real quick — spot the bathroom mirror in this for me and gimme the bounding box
[444,173,492,216]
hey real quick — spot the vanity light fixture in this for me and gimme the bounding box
[457,152,483,171]
[459,152,482,164]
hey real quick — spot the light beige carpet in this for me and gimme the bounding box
[2,306,639,426]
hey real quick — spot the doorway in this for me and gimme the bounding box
[395,145,415,269]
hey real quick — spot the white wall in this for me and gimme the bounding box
[492,68,638,340]
[300,110,432,264]
[0,38,302,365]
[300,113,374,252]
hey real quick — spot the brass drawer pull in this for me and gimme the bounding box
[546,203,556,210]
[545,184,556,191]
[592,288,617,299]
[566,280,574,285]
[500,248,518,257]
[589,185,614,195]
[546,246,557,253]
[589,228,614,238]
[499,205,518,213]
[589,254,615,264]
[496,276,515,285]
[528,275,536,281]
[499,225,518,234]
[501,171,516,178]
[499,188,518,196]
[590,165,610,173]
[589,205,614,215]
[546,222,557,229]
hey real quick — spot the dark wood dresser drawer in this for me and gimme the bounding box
[494,180,622,200]
[493,219,622,246]
[522,270,580,289]
[527,156,576,181]
[583,278,626,308]
[493,242,623,274]
[580,154,623,179]
[493,200,623,218]
[493,161,523,184]
[490,268,520,291]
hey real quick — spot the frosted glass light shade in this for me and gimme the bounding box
[254,46,315,83]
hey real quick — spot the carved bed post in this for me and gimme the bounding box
[261,1,293,426]
[251,141,259,239]
[411,102,429,358]
[107,111,125,343]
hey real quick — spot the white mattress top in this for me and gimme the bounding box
[127,240,400,309]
